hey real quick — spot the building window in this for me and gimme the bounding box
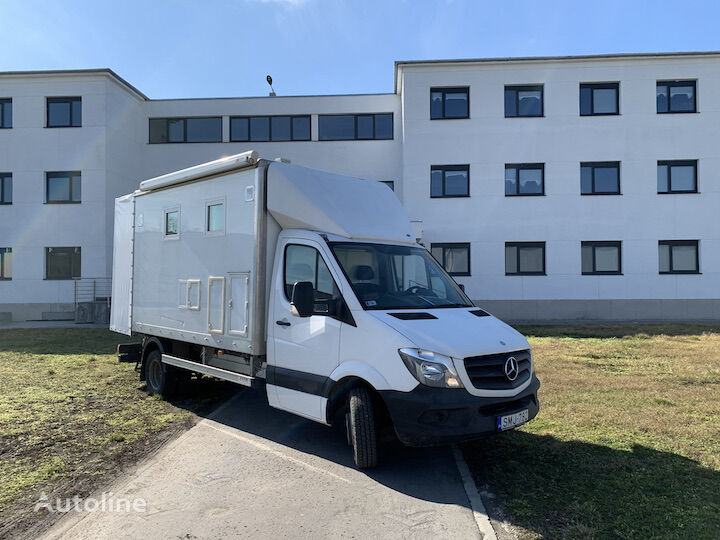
[0,248,11,280]
[580,162,620,195]
[580,83,619,116]
[430,87,469,119]
[380,181,394,191]
[659,241,699,274]
[318,113,393,140]
[0,173,11,204]
[47,97,81,127]
[46,247,81,280]
[165,209,179,237]
[230,115,311,142]
[505,242,545,275]
[431,243,470,276]
[505,85,543,117]
[206,201,224,233]
[505,163,544,196]
[657,80,696,113]
[581,241,622,275]
[149,117,222,143]
[658,160,697,194]
[0,99,11,128]
[431,165,469,198]
[46,171,81,203]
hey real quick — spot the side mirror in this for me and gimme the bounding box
[290,281,314,317]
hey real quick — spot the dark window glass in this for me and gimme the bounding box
[430,87,469,119]
[186,117,222,142]
[149,118,168,143]
[167,119,184,142]
[580,83,619,115]
[47,97,81,127]
[165,210,179,236]
[505,164,544,196]
[580,162,620,195]
[505,242,545,275]
[46,171,81,203]
[46,247,81,280]
[0,247,11,280]
[581,241,621,275]
[283,244,344,320]
[0,173,11,204]
[381,181,394,191]
[230,117,249,142]
[657,81,696,113]
[431,243,470,276]
[250,116,270,142]
[271,116,291,141]
[318,114,393,140]
[659,240,699,274]
[207,203,223,232]
[505,86,543,117]
[292,116,311,140]
[430,165,469,198]
[0,99,11,128]
[657,160,697,193]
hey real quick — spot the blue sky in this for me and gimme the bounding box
[1,0,718,99]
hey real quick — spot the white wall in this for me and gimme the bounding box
[398,56,720,311]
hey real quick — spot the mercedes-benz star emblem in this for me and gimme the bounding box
[504,356,519,382]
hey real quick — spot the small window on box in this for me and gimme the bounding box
[206,201,224,234]
[165,209,179,237]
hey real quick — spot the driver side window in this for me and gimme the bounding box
[284,244,342,315]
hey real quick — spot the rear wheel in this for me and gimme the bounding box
[144,350,180,397]
[347,387,378,469]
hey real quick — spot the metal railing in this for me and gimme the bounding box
[74,278,112,323]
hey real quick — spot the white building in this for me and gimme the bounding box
[1,52,718,322]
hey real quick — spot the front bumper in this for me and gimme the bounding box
[379,375,540,447]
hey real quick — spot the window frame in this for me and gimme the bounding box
[429,87,470,120]
[505,85,544,118]
[580,161,621,195]
[0,173,11,205]
[657,160,698,194]
[0,98,11,128]
[430,242,471,277]
[317,113,393,141]
[45,246,81,280]
[46,97,82,128]
[581,241,622,275]
[505,163,545,196]
[205,198,226,236]
[656,80,697,114]
[164,207,180,239]
[148,117,223,143]
[229,114,311,142]
[580,82,620,116]
[505,242,546,276]
[430,164,470,198]
[659,240,700,275]
[45,171,81,204]
[0,247,11,280]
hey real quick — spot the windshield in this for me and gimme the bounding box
[329,242,473,310]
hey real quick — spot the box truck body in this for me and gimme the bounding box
[111,152,540,468]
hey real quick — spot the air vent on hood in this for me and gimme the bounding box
[469,309,490,317]
[389,312,438,320]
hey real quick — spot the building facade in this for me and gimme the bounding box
[1,52,719,322]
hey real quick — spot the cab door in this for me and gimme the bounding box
[267,239,345,422]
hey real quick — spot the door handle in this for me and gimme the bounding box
[276,320,291,327]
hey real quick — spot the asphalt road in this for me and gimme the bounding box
[43,389,490,539]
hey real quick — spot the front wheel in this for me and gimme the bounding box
[347,387,378,469]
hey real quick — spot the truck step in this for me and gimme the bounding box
[161,354,262,389]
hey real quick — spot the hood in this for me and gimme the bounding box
[369,308,529,359]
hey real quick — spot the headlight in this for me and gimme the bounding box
[398,348,464,388]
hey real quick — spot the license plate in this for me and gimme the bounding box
[497,409,529,431]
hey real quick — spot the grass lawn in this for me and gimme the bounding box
[462,324,720,540]
[0,328,233,538]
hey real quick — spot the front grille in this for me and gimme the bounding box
[463,350,531,390]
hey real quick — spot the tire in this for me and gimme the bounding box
[144,350,177,397]
[347,387,378,469]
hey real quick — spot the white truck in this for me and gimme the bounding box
[110,151,540,468]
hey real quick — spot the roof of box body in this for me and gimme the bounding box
[394,51,720,92]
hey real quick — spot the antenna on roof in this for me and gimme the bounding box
[266,75,276,97]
